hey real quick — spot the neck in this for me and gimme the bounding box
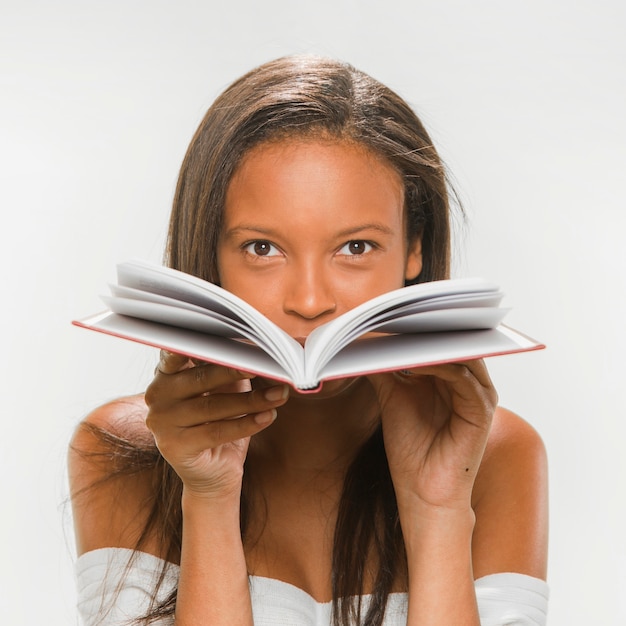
[249,376,380,473]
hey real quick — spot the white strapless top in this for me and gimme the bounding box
[75,548,549,625]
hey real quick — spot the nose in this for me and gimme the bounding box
[282,264,337,321]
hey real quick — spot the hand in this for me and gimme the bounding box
[368,360,498,514]
[145,351,289,501]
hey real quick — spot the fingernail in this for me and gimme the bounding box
[264,385,289,402]
[254,409,277,425]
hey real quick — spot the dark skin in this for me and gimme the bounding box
[69,139,548,625]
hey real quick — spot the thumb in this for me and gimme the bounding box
[156,350,192,375]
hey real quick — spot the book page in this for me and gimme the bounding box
[316,325,543,382]
[75,311,294,383]
[313,293,506,368]
[109,284,250,334]
[369,306,509,334]
[106,283,289,365]
[303,278,502,378]
[117,260,305,377]
[104,295,245,338]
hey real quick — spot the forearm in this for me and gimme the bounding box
[175,490,252,626]
[403,505,479,626]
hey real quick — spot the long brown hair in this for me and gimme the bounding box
[82,55,454,626]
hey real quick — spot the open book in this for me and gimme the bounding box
[73,259,544,391]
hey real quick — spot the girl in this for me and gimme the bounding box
[70,55,549,626]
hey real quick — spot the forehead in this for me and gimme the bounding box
[224,139,405,230]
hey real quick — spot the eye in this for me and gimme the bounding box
[243,240,281,257]
[338,240,374,256]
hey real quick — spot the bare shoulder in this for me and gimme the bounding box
[68,393,152,472]
[71,394,150,451]
[68,394,161,557]
[480,406,547,479]
[471,406,549,580]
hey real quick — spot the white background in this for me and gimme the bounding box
[1,0,625,623]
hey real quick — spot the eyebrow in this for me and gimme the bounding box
[335,223,396,237]
[222,222,396,239]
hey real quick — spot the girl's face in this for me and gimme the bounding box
[217,139,422,343]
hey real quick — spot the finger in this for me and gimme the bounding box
[172,410,278,455]
[370,362,497,422]
[156,350,193,375]
[395,359,493,390]
[184,384,289,426]
[401,364,492,407]
[146,384,289,430]
[399,362,498,423]
[149,361,256,403]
